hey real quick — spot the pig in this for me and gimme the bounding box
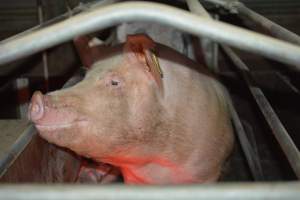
[29,34,234,184]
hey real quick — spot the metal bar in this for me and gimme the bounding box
[228,102,264,180]
[1,0,117,44]
[202,0,230,7]
[212,14,219,71]
[222,45,300,179]
[186,0,218,71]
[234,2,300,45]
[15,78,30,119]
[0,125,36,178]
[0,2,300,70]
[186,0,211,18]
[37,0,49,91]
[203,0,300,45]
[0,182,299,200]
[187,0,263,181]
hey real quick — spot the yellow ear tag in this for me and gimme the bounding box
[150,51,163,78]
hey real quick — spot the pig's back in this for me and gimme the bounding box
[157,44,234,182]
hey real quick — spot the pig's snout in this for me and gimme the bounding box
[29,91,45,122]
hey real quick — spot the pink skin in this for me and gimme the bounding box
[29,34,234,184]
[76,161,120,184]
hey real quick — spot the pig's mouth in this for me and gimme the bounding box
[35,120,88,131]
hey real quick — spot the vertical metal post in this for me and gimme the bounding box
[186,0,219,72]
[187,0,264,180]
[15,78,30,119]
[222,45,300,179]
[212,14,219,71]
[37,0,49,91]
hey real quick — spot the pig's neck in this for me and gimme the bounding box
[101,156,196,184]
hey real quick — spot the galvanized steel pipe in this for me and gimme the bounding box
[0,183,300,200]
[0,2,300,71]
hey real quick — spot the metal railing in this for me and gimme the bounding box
[202,0,300,179]
[0,2,300,70]
[1,183,300,200]
[187,0,265,181]
[0,1,300,199]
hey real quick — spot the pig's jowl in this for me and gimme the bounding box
[29,34,234,184]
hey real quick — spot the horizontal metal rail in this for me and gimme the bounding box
[222,45,300,179]
[203,0,300,45]
[187,0,264,181]
[0,2,300,71]
[0,182,299,200]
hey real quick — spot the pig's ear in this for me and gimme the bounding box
[124,34,163,92]
[74,36,104,70]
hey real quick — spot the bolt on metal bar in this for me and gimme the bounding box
[186,0,219,72]
[222,45,300,179]
[203,0,300,45]
[187,0,264,181]
[1,2,300,70]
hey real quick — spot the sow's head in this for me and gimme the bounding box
[28,34,164,161]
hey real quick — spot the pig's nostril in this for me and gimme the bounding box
[30,102,44,121]
[32,104,40,114]
[29,91,45,122]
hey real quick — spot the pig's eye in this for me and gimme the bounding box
[111,80,120,86]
